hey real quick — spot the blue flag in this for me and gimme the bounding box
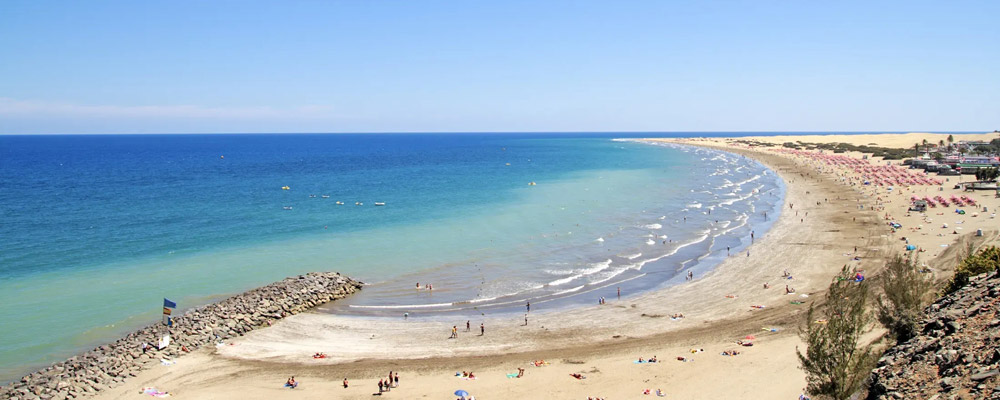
[163,298,177,308]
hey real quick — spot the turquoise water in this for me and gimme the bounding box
[0,133,782,382]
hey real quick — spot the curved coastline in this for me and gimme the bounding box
[0,139,794,399]
[212,140,808,364]
[322,140,787,318]
[57,132,1000,400]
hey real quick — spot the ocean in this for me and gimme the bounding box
[0,133,784,382]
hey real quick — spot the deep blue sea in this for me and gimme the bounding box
[0,133,785,382]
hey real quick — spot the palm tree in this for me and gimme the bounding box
[947,134,954,151]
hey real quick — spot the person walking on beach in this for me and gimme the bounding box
[378,379,384,393]
[451,326,458,339]
[466,320,470,332]
[524,314,528,326]
[394,374,399,387]
[343,378,348,388]
[480,322,485,336]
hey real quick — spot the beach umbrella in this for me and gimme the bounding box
[455,389,470,397]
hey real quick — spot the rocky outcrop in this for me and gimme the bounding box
[0,272,362,400]
[868,269,1000,400]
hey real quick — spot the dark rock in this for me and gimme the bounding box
[972,369,999,382]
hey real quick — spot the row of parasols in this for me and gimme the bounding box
[773,149,942,186]
[911,194,977,208]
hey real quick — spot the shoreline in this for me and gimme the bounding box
[325,141,786,319]
[92,135,894,399]
[14,131,1000,399]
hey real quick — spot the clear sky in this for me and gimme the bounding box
[1,1,997,134]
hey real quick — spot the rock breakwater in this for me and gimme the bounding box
[1,272,362,400]
[868,269,1000,399]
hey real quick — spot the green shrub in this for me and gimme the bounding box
[876,254,932,343]
[944,246,1000,294]
[798,266,878,400]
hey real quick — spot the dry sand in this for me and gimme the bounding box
[93,133,1000,400]
[719,132,998,149]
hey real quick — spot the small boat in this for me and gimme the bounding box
[309,194,317,198]
[355,202,363,206]
[374,202,385,206]
[281,186,291,190]
[528,181,537,186]
[321,195,330,198]
[283,206,293,210]
[335,201,344,205]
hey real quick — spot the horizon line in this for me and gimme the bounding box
[1,130,995,136]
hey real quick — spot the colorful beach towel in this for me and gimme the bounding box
[141,387,171,398]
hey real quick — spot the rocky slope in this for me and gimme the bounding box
[868,270,1000,400]
[1,272,362,400]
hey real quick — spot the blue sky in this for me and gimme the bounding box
[1,1,997,134]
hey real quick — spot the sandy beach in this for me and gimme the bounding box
[91,132,1000,400]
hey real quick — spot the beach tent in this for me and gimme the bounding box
[905,245,917,251]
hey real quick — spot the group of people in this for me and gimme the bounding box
[378,371,399,393]
[285,371,398,392]
[450,320,486,339]
[637,355,658,363]
[458,371,476,379]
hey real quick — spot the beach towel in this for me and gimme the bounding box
[506,373,519,379]
[141,387,170,398]
[159,359,175,366]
